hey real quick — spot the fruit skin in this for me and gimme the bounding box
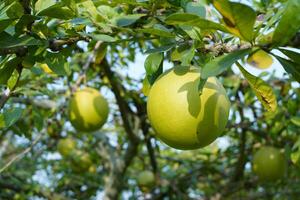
[137,170,155,188]
[57,138,76,157]
[247,50,273,69]
[71,150,93,172]
[147,68,230,150]
[68,87,109,132]
[252,146,286,182]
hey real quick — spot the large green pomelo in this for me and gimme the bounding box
[147,68,230,150]
[137,170,155,188]
[68,87,109,132]
[252,146,286,182]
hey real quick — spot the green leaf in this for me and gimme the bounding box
[165,13,228,32]
[139,28,175,38]
[291,137,300,166]
[6,1,24,19]
[0,57,21,85]
[91,34,116,42]
[45,52,70,76]
[279,48,300,64]
[142,76,151,96]
[0,19,13,33]
[237,62,277,112]
[15,15,39,35]
[79,0,104,22]
[201,48,252,78]
[144,53,163,75]
[291,117,300,127]
[213,0,256,41]
[0,32,43,49]
[7,70,19,89]
[273,0,300,46]
[171,44,195,66]
[113,14,145,27]
[274,55,300,83]
[38,3,74,20]
[35,0,56,13]
[144,43,175,54]
[0,107,24,128]
[185,2,206,18]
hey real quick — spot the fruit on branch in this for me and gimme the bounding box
[57,137,76,157]
[147,67,230,150]
[137,170,155,189]
[71,150,93,172]
[252,146,286,181]
[247,50,273,69]
[68,87,109,132]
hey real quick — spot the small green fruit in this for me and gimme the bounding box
[137,170,155,188]
[57,138,76,157]
[252,146,286,182]
[147,68,230,150]
[69,87,109,132]
[71,150,93,172]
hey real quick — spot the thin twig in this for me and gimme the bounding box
[0,133,43,173]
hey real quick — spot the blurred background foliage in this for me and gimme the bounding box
[0,0,300,199]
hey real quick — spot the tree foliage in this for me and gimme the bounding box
[0,0,300,199]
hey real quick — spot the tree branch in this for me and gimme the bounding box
[0,133,43,173]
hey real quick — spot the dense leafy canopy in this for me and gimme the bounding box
[0,0,300,199]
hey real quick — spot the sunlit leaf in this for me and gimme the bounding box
[237,62,277,112]
[213,0,256,41]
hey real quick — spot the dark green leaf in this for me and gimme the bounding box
[144,53,163,76]
[114,14,145,27]
[165,13,228,32]
[139,28,175,38]
[45,52,70,76]
[0,107,24,128]
[38,3,74,20]
[279,48,300,64]
[274,55,300,83]
[0,57,21,85]
[273,0,300,46]
[144,43,175,54]
[201,48,252,78]
[0,32,43,49]
[237,62,277,112]
[0,19,13,33]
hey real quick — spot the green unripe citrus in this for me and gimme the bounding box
[137,170,155,188]
[252,146,286,182]
[147,68,230,150]
[68,87,109,132]
[57,138,76,157]
[71,150,93,172]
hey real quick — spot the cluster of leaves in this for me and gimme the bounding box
[0,0,300,199]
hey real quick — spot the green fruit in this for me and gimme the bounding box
[57,138,76,157]
[137,170,155,188]
[147,68,230,150]
[252,146,286,182]
[69,87,109,132]
[71,150,93,172]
